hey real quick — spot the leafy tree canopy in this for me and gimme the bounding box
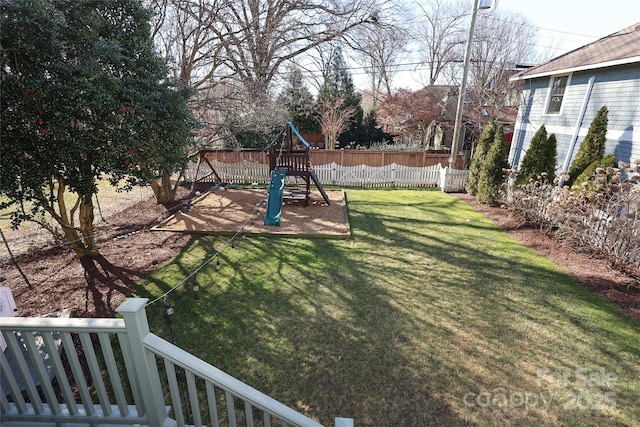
[516,124,557,185]
[318,47,363,127]
[0,0,196,257]
[566,105,608,187]
[277,67,320,133]
[376,87,448,146]
[573,154,617,188]
[338,110,394,149]
[477,124,508,204]
[465,118,496,195]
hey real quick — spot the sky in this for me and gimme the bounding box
[495,0,640,58]
[373,0,640,91]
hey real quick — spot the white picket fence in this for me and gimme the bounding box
[187,161,468,192]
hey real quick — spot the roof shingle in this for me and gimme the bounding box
[512,22,640,80]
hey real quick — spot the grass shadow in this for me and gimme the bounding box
[135,188,640,426]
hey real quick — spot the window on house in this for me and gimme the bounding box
[546,75,569,114]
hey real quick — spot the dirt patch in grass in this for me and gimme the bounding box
[0,188,637,322]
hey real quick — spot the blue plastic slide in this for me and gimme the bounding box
[264,169,286,226]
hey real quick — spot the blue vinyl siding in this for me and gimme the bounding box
[510,63,640,172]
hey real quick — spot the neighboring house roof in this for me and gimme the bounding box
[511,22,640,81]
[460,105,518,131]
[481,106,518,126]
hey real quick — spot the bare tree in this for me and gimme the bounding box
[349,20,409,104]
[468,10,538,109]
[410,3,538,137]
[147,0,228,89]
[146,0,238,142]
[300,41,340,94]
[341,0,409,104]
[147,0,385,149]
[317,98,357,149]
[456,8,539,135]
[414,0,468,86]
[214,0,381,99]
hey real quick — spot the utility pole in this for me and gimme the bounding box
[448,0,492,170]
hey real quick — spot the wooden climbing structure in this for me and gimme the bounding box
[269,122,330,206]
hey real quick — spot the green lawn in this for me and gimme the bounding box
[135,188,640,426]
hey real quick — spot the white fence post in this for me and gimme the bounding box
[438,166,468,192]
[391,163,397,187]
[116,299,171,427]
[331,162,337,185]
[438,166,448,191]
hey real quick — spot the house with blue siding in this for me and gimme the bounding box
[509,23,640,173]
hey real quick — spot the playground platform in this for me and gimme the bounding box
[152,188,350,239]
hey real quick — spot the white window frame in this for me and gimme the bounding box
[544,74,571,115]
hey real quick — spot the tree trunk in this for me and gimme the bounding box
[51,178,99,258]
[324,134,333,150]
[150,172,177,204]
[78,195,97,256]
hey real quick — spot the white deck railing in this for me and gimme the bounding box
[0,299,353,427]
[187,160,468,192]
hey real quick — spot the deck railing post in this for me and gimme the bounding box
[116,298,171,427]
